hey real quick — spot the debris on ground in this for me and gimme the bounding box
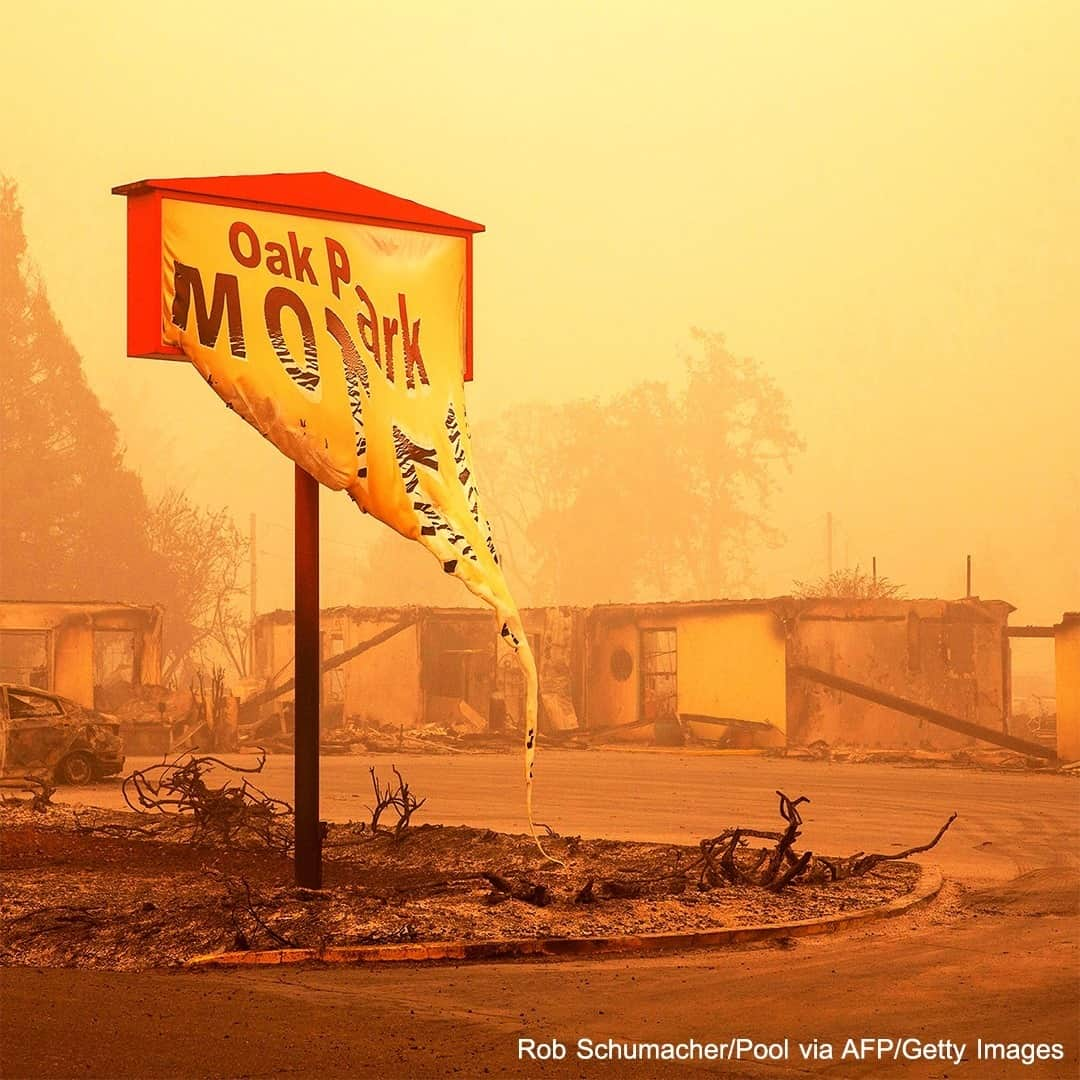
[1,788,930,971]
[0,775,56,812]
[780,743,1067,772]
[561,791,955,897]
[241,719,520,757]
[99,677,239,756]
[72,749,292,851]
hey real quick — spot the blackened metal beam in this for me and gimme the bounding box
[790,665,1057,761]
[239,617,417,717]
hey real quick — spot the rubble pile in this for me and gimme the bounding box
[238,716,519,757]
[94,682,236,756]
[781,742,1068,771]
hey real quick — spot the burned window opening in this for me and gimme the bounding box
[906,612,921,674]
[946,621,976,675]
[0,631,49,690]
[610,646,633,682]
[93,630,135,690]
[640,628,678,723]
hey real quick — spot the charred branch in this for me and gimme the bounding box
[213,873,298,949]
[571,791,957,897]
[120,749,293,851]
[365,765,426,837]
[0,775,56,812]
[482,872,551,906]
[818,812,958,882]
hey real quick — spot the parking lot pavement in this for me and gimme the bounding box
[2,884,1076,1078]
[56,749,1080,886]
[8,751,1078,1078]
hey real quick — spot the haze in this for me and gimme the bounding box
[2,0,1077,631]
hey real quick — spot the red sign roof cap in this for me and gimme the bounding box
[111,171,484,234]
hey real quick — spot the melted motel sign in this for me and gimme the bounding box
[112,172,497,577]
[113,174,481,486]
[113,173,544,838]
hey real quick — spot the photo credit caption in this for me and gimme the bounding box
[518,1037,1067,1067]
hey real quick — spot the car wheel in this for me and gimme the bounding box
[56,752,95,785]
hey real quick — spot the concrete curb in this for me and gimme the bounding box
[188,865,943,969]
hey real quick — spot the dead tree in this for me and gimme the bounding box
[574,790,957,899]
[121,748,293,850]
[365,765,426,836]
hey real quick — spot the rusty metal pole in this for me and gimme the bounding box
[249,513,257,671]
[294,465,322,888]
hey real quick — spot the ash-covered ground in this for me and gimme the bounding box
[0,801,920,970]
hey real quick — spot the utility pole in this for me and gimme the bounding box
[826,512,833,576]
[249,513,257,674]
[966,554,972,598]
[872,556,877,587]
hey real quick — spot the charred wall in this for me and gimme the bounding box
[0,601,163,709]
[785,598,1014,750]
[583,601,787,745]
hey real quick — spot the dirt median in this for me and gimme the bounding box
[1,802,924,971]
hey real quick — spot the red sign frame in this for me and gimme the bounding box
[112,172,484,380]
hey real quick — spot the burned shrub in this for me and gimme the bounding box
[365,765,427,837]
[117,748,293,850]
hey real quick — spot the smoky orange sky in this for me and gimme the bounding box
[2,2,1077,640]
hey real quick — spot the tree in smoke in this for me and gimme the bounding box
[146,490,252,683]
[793,566,906,600]
[485,329,802,604]
[0,177,250,682]
[355,329,802,606]
[0,176,160,602]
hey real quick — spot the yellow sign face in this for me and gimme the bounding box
[160,198,543,833]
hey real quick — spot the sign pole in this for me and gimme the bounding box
[294,464,322,888]
[113,172,485,891]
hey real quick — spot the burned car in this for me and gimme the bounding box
[0,684,125,784]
